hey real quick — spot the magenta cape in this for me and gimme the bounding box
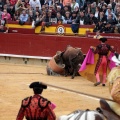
[79,49,94,72]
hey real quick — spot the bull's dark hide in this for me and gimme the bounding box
[57,45,84,79]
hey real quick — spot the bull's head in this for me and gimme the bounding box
[55,51,64,65]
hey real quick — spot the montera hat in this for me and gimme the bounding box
[112,53,120,66]
[99,37,107,42]
[29,82,47,89]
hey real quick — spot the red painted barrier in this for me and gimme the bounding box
[8,28,35,34]
[0,33,120,57]
[86,32,120,39]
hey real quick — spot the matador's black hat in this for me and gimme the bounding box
[99,37,107,42]
[29,82,47,89]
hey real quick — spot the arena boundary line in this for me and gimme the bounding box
[44,83,114,102]
[48,87,99,101]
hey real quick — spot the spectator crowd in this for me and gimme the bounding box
[0,0,120,33]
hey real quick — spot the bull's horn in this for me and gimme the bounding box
[56,51,62,55]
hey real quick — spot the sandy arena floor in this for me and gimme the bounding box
[0,63,110,120]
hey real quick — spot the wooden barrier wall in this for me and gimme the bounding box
[0,33,120,57]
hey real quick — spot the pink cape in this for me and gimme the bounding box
[79,49,94,72]
[108,52,116,69]
[51,102,56,110]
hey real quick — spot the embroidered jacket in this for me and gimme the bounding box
[16,94,56,120]
[92,43,115,74]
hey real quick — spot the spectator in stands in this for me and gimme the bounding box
[71,11,79,33]
[3,4,8,11]
[71,0,79,12]
[29,0,41,10]
[2,9,11,25]
[88,12,98,25]
[13,10,20,21]
[114,5,120,17]
[32,11,41,28]
[115,0,120,4]
[48,5,56,18]
[76,11,89,25]
[90,2,96,14]
[6,0,11,9]
[107,13,117,25]
[71,10,77,21]
[41,4,46,12]
[93,20,105,32]
[16,81,56,120]
[44,0,53,6]
[28,10,34,23]
[94,6,100,19]
[106,8,117,21]
[40,11,52,31]
[0,8,2,20]
[15,0,26,14]
[62,5,70,17]
[0,24,9,33]
[56,5,63,15]
[9,0,17,6]
[56,11,65,24]
[101,3,107,14]
[98,11,107,23]
[1,0,6,4]
[7,4,15,20]
[85,1,91,17]
[98,0,106,10]
[19,10,28,25]
[44,3,49,10]
[62,0,71,7]
[24,0,30,8]
[78,0,85,11]
[93,30,103,39]
[33,5,42,16]
[0,0,4,11]
[102,22,115,33]
[40,0,45,7]
[115,14,120,33]
[63,11,72,24]
[74,6,79,14]
[116,14,120,25]
[104,0,110,4]
[109,0,116,11]
[26,3,33,14]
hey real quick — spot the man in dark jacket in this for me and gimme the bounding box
[93,21,105,32]
[76,11,89,25]
[16,81,56,120]
[88,12,98,25]
[101,22,115,33]
[0,24,9,33]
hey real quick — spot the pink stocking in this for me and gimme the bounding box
[102,74,106,84]
[95,73,100,82]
